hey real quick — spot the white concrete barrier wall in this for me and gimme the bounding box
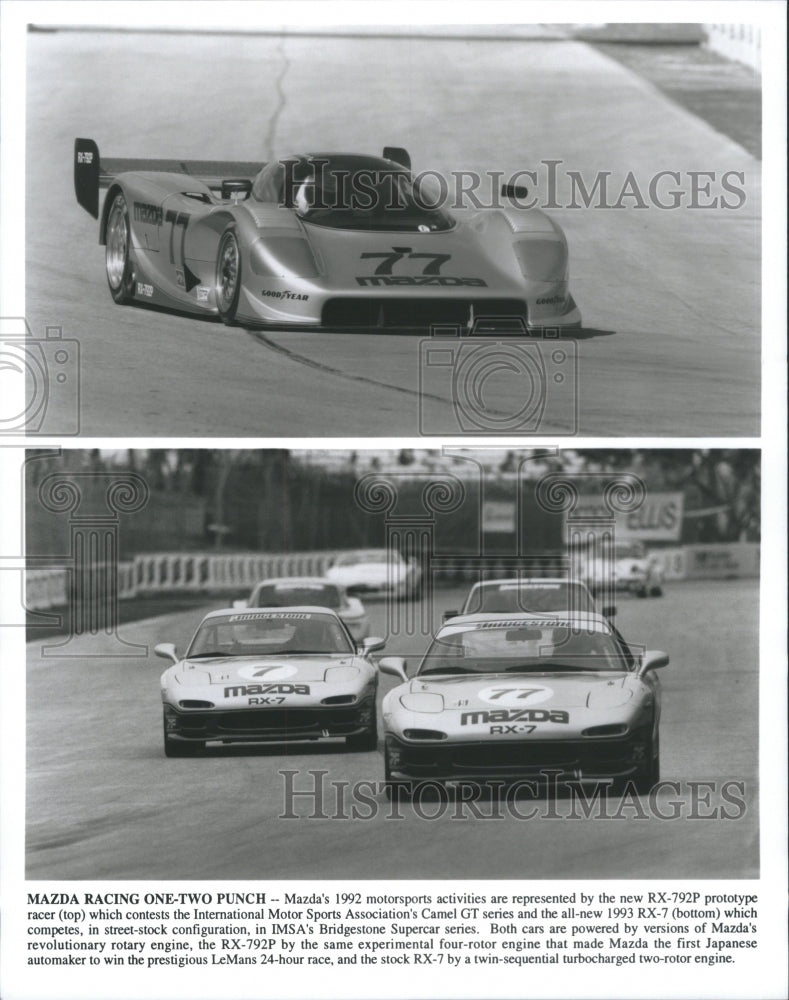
[704,23,761,71]
[25,544,760,609]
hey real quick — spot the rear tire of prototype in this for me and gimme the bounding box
[216,228,241,325]
[105,193,135,304]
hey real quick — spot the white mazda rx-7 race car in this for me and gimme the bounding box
[379,612,668,796]
[74,138,581,331]
[156,607,383,756]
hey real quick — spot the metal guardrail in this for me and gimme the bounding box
[24,545,759,611]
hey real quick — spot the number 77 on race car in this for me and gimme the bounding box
[73,138,581,332]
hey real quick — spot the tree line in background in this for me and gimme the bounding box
[25,449,760,559]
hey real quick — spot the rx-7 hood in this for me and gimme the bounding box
[400,672,638,711]
[170,653,367,688]
[383,670,652,742]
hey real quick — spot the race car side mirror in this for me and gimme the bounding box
[154,643,179,663]
[383,146,411,170]
[359,636,385,655]
[443,610,459,622]
[378,657,408,683]
[602,605,617,619]
[232,599,248,609]
[639,650,669,675]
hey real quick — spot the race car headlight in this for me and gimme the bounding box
[324,666,360,684]
[250,237,319,278]
[321,694,356,705]
[399,692,444,714]
[586,687,633,709]
[174,670,210,687]
[514,239,567,282]
[178,699,215,709]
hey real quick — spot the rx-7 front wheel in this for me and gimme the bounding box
[105,193,135,304]
[216,228,241,324]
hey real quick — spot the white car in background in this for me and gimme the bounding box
[582,541,664,598]
[235,577,370,640]
[326,549,422,600]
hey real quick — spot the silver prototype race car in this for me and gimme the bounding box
[74,138,581,330]
[379,612,668,796]
[157,607,383,756]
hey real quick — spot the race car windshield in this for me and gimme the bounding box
[464,583,595,615]
[187,613,354,657]
[417,623,631,676]
[251,584,342,609]
[292,169,454,233]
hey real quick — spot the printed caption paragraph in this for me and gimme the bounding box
[27,889,759,969]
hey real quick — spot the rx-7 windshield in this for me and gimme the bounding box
[251,584,342,610]
[463,583,595,615]
[417,622,631,677]
[187,612,354,658]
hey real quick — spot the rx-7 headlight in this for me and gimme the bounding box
[250,236,319,278]
[514,239,568,282]
[586,687,634,710]
[174,670,210,687]
[324,666,360,684]
[399,692,444,714]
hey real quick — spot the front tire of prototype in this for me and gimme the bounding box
[163,716,204,757]
[216,228,241,325]
[105,193,135,304]
[346,703,378,752]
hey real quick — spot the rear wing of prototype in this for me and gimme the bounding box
[74,137,263,218]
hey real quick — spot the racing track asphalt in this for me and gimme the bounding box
[25,30,760,436]
[24,579,758,880]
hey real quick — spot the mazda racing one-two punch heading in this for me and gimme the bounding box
[74,138,582,330]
